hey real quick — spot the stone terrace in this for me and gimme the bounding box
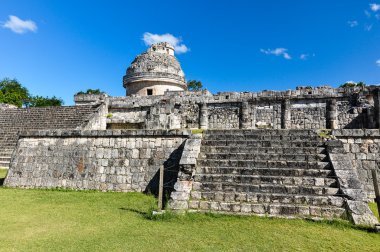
[0,105,99,168]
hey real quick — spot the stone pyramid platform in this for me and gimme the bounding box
[178,130,347,218]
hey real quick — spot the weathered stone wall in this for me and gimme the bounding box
[4,130,189,192]
[88,86,379,131]
[208,103,240,129]
[336,101,370,129]
[332,129,380,200]
[325,140,378,225]
[125,81,185,96]
[0,103,18,110]
[82,103,108,130]
[0,104,102,168]
[254,102,282,129]
[290,101,326,129]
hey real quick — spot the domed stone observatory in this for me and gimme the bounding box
[123,42,187,96]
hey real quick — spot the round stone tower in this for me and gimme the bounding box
[123,42,187,96]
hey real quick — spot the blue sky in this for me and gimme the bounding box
[1,0,380,105]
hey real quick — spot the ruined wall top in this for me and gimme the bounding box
[104,85,377,107]
[147,42,175,56]
[0,103,18,110]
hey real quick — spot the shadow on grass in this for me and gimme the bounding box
[120,206,379,233]
[0,178,4,186]
[119,207,178,221]
[303,218,378,233]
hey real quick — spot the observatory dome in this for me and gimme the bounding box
[123,42,187,96]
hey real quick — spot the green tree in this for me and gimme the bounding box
[187,80,203,91]
[340,81,366,88]
[0,78,30,107]
[27,95,64,107]
[0,78,63,107]
[356,81,366,87]
[76,89,104,95]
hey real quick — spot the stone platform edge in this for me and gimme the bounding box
[17,129,192,138]
[332,129,380,137]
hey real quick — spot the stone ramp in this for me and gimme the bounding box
[0,105,99,168]
[187,130,346,218]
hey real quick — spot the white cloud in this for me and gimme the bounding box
[142,32,189,54]
[2,15,37,34]
[260,48,292,60]
[365,24,373,31]
[300,54,309,60]
[370,3,380,12]
[347,20,358,27]
[376,59,380,66]
[299,53,315,60]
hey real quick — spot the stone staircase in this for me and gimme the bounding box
[189,129,346,218]
[0,105,99,169]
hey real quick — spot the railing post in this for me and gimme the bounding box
[373,88,380,129]
[158,164,164,210]
[371,169,380,219]
[199,103,208,129]
[240,101,250,129]
[327,99,337,129]
[281,99,290,129]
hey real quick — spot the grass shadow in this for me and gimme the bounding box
[0,169,7,186]
[119,206,178,221]
[303,218,378,233]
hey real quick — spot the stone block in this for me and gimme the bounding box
[346,200,378,226]
[170,200,188,210]
[199,201,210,210]
[210,202,220,211]
[188,200,199,209]
[231,203,241,212]
[251,204,265,214]
[190,191,201,200]
[240,203,252,213]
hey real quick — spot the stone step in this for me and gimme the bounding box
[200,146,326,155]
[190,191,344,207]
[0,157,11,162]
[0,148,14,153]
[202,140,324,148]
[199,153,327,162]
[197,159,330,169]
[196,167,333,177]
[0,154,12,158]
[203,134,321,141]
[193,174,337,187]
[188,200,346,218]
[0,161,10,168]
[193,182,339,196]
[204,129,316,136]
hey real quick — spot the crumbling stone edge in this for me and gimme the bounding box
[17,129,191,138]
[168,134,202,211]
[325,140,379,226]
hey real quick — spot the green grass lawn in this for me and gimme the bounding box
[0,187,378,252]
[369,202,379,222]
[0,168,7,178]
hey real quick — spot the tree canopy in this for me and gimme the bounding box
[187,80,203,91]
[340,81,366,88]
[0,78,63,107]
[76,89,104,95]
[0,78,30,107]
[26,96,64,107]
